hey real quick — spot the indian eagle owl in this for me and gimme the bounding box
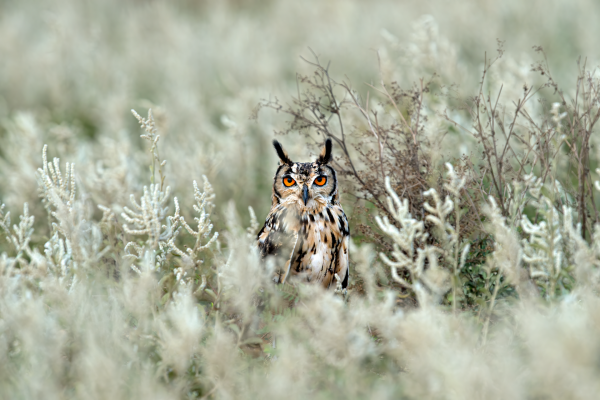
[257,139,350,289]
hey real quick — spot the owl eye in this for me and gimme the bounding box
[314,176,327,186]
[283,176,296,187]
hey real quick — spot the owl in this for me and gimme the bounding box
[257,139,350,289]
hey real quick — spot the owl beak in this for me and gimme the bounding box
[302,184,309,205]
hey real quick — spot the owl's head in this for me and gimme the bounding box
[271,139,338,210]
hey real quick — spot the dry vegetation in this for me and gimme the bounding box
[3,0,600,399]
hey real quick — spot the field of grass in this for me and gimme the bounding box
[2,0,600,398]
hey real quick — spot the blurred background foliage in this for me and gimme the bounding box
[2,0,600,234]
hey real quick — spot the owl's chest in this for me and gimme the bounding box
[288,207,348,282]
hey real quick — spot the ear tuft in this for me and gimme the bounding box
[273,140,293,165]
[316,138,332,164]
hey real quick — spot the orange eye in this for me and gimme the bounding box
[314,176,327,186]
[283,177,296,187]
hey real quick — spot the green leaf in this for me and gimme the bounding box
[241,337,264,346]
[228,323,240,336]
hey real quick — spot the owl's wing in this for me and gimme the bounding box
[338,234,350,289]
[332,206,350,289]
[257,208,298,284]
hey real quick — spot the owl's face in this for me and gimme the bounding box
[271,139,338,211]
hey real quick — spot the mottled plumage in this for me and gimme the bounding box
[257,139,350,289]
